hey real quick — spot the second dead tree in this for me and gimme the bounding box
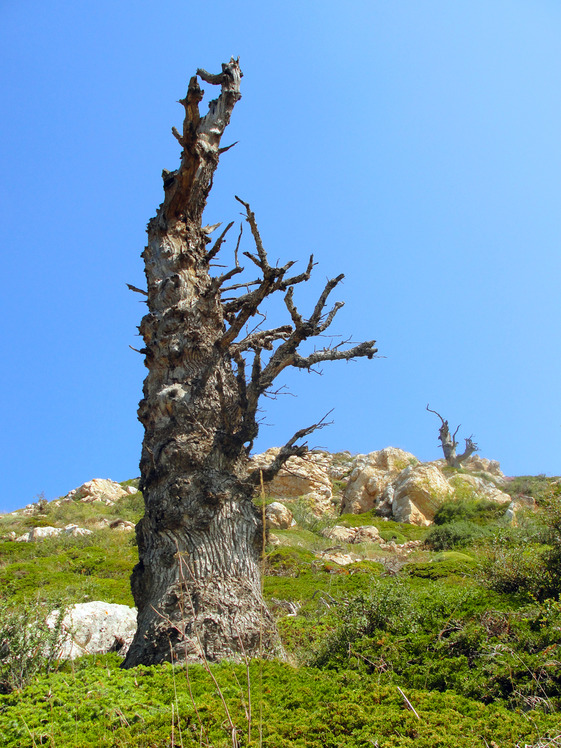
[426,404,479,468]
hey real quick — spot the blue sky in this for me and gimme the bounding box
[1,0,560,512]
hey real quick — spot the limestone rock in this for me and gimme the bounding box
[326,451,357,480]
[64,524,93,537]
[249,449,334,515]
[318,550,361,566]
[392,464,452,525]
[29,526,63,541]
[341,447,417,514]
[462,455,505,480]
[447,474,511,505]
[322,525,357,543]
[354,525,381,543]
[65,479,130,505]
[265,502,293,530]
[47,602,137,659]
[322,525,381,544]
[15,525,92,542]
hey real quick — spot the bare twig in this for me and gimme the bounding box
[396,686,421,720]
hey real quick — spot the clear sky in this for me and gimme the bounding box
[1,0,560,512]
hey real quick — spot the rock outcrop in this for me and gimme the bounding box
[341,448,418,515]
[391,464,453,525]
[249,449,334,515]
[340,448,510,526]
[63,479,137,506]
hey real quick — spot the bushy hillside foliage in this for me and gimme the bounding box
[0,475,560,746]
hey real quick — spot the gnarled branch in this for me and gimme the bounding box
[246,414,332,485]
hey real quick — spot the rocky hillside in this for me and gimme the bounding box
[1,451,560,747]
[251,446,517,524]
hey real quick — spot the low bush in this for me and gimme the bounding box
[309,580,561,710]
[0,599,65,693]
[425,520,489,550]
[379,529,406,544]
[433,497,508,526]
[1,656,560,747]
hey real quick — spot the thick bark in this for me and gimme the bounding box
[124,60,377,667]
[426,405,479,468]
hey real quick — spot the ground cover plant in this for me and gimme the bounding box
[1,656,561,747]
[1,474,561,746]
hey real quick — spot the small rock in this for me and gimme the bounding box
[265,502,294,530]
[322,525,357,543]
[64,525,93,537]
[29,526,63,541]
[318,551,361,566]
[354,525,381,543]
[109,519,135,532]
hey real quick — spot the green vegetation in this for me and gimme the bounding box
[1,474,561,745]
[3,656,561,748]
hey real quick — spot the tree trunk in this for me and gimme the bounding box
[124,60,277,666]
[124,59,377,667]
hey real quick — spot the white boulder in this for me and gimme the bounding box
[14,525,92,542]
[29,526,63,541]
[47,601,137,659]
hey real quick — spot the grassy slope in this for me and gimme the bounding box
[0,475,560,746]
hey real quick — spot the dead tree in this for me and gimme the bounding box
[426,404,479,468]
[122,59,377,668]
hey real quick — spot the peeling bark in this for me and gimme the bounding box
[123,59,377,667]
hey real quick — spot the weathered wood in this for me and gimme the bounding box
[426,404,479,467]
[124,59,377,667]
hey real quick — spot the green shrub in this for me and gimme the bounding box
[309,580,561,709]
[265,547,315,576]
[425,520,488,550]
[480,495,561,601]
[338,514,428,541]
[407,552,476,580]
[1,656,560,747]
[379,529,406,544]
[290,499,332,536]
[433,498,508,526]
[504,475,561,505]
[0,599,66,693]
